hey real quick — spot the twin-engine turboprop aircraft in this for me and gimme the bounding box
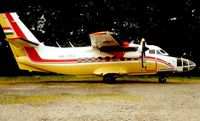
[0,12,196,83]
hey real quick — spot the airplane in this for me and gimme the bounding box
[0,12,196,83]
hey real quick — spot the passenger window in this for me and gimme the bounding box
[105,56,110,61]
[112,56,117,61]
[91,57,95,62]
[149,49,155,54]
[98,57,102,62]
[84,57,89,62]
[77,58,82,63]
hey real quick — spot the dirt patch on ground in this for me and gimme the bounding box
[0,80,200,121]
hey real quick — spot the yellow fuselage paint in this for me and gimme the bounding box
[16,56,170,76]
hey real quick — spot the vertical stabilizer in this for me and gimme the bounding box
[0,12,45,72]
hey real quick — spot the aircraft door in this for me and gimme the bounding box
[145,57,157,71]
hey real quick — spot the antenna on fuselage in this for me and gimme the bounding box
[69,41,74,48]
[55,41,61,48]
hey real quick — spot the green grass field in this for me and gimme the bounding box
[0,75,199,105]
[0,75,199,84]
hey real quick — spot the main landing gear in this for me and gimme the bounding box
[158,74,167,83]
[102,73,167,84]
[103,74,118,84]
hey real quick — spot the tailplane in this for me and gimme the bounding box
[0,12,40,46]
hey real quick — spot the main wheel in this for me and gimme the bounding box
[103,74,116,84]
[158,75,167,83]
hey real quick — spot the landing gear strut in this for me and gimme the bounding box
[158,74,167,83]
[103,74,117,84]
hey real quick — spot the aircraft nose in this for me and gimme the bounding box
[178,58,196,72]
[188,60,196,71]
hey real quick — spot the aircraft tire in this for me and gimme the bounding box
[103,74,116,84]
[158,75,167,83]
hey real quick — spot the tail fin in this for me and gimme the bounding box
[0,12,45,72]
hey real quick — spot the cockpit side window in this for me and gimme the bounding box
[160,49,168,55]
[149,49,155,54]
[156,50,161,55]
[156,49,168,55]
[148,47,169,55]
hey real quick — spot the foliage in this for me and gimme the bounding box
[0,0,200,74]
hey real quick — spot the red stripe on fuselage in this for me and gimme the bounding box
[5,13,27,39]
[24,47,174,68]
[145,56,174,68]
[24,47,77,63]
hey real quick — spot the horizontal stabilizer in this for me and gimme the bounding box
[0,12,40,46]
[6,37,39,48]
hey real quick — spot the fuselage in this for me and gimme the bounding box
[16,43,196,76]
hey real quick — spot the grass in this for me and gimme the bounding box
[0,93,141,105]
[0,75,200,84]
[0,75,101,85]
[0,75,199,105]
[73,94,142,101]
[120,75,200,83]
[0,94,69,105]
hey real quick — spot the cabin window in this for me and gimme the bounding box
[98,57,102,62]
[91,57,96,62]
[112,56,117,61]
[105,56,110,61]
[84,57,89,62]
[149,49,155,54]
[77,58,82,63]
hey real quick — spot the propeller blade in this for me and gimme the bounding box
[142,51,145,68]
[140,38,148,68]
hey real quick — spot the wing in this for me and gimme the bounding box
[89,31,123,48]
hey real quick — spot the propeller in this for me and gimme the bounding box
[140,38,149,68]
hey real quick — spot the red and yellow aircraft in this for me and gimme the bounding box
[0,12,196,83]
